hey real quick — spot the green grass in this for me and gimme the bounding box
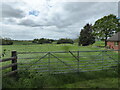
[2,70,119,88]
[92,41,105,47]
[1,41,119,88]
[61,77,118,88]
[12,40,37,45]
[1,42,105,58]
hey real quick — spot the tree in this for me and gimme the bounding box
[57,38,74,44]
[32,38,54,44]
[32,39,39,43]
[93,14,120,46]
[78,23,95,46]
[0,38,13,45]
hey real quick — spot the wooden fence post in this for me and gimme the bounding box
[11,51,17,76]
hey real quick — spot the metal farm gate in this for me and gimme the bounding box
[17,50,119,74]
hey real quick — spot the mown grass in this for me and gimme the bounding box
[1,42,105,58]
[1,41,119,88]
[92,41,105,47]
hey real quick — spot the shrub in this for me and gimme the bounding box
[57,38,74,44]
[0,38,13,45]
[32,38,54,44]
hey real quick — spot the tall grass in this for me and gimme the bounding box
[2,70,119,88]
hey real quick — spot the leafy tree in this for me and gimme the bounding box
[78,23,95,46]
[93,14,120,46]
[57,38,74,44]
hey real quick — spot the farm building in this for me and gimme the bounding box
[107,32,120,50]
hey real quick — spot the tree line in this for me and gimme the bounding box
[32,38,74,44]
[0,37,74,45]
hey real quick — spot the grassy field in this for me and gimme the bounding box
[0,41,105,57]
[1,41,119,88]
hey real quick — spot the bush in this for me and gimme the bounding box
[32,38,54,44]
[57,38,74,44]
[0,38,13,45]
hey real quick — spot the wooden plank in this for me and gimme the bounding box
[0,57,15,62]
[0,63,18,70]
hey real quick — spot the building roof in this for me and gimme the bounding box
[107,32,120,41]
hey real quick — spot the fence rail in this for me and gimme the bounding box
[0,57,16,62]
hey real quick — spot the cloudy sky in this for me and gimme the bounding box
[1,0,119,40]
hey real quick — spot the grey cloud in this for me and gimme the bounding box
[19,19,37,27]
[47,2,118,28]
[62,2,117,25]
[63,2,97,12]
[19,19,54,27]
[3,18,17,24]
[1,3,25,18]
[47,14,73,28]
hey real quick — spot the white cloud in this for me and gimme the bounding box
[1,3,26,19]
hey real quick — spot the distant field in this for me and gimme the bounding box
[1,41,105,57]
[12,40,37,45]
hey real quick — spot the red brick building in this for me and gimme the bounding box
[107,32,120,50]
